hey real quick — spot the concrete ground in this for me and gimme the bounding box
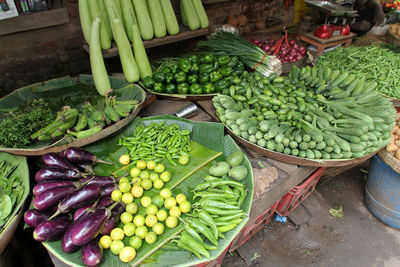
[223,166,400,267]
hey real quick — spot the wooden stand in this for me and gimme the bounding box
[298,31,357,56]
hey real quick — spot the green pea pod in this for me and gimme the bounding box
[198,209,218,240]
[217,223,238,233]
[190,218,218,246]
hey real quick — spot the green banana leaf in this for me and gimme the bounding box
[43,115,254,267]
[0,153,29,240]
[0,75,145,154]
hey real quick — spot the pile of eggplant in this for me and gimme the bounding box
[24,147,121,267]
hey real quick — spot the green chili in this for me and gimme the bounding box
[214,212,244,222]
[203,206,244,216]
[198,209,219,240]
[198,199,240,210]
[180,231,210,258]
[217,223,238,233]
[190,218,218,246]
[177,238,202,259]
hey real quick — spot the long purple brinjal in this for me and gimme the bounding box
[35,167,80,182]
[65,147,112,165]
[101,185,117,197]
[24,209,51,227]
[33,217,71,242]
[62,209,93,253]
[73,197,112,221]
[79,176,116,188]
[50,184,102,219]
[33,185,77,211]
[76,163,95,174]
[33,180,78,197]
[101,207,123,235]
[82,238,103,266]
[42,153,77,170]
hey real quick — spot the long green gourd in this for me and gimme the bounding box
[90,17,111,96]
[181,0,200,30]
[132,24,153,79]
[112,17,140,82]
[113,0,123,19]
[121,0,137,41]
[132,0,154,40]
[192,0,209,28]
[97,0,112,36]
[88,0,112,49]
[78,0,92,44]
[180,0,187,26]
[160,0,179,35]
[148,0,167,38]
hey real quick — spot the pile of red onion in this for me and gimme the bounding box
[252,38,307,64]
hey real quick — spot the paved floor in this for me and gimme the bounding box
[223,166,400,267]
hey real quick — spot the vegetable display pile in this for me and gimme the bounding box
[32,97,139,142]
[175,151,248,259]
[0,99,54,148]
[385,116,400,161]
[0,160,24,230]
[213,65,396,160]
[141,53,245,95]
[119,122,192,165]
[25,147,118,266]
[389,23,400,38]
[317,46,400,98]
[197,31,282,78]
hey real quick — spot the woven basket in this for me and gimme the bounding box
[387,24,400,46]
[378,149,400,174]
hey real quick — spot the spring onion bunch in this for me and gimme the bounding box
[197,31,282,77]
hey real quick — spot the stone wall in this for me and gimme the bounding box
[0,0,292,95]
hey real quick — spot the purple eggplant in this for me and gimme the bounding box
[42,153,77,170]
[82,238,103,267]
[79,176,116,188]
[33,185,77,211]
[62,209,93,253]
[65,147,112,165]
[101,202,124,235]
[97,197,112,208]
[76,163,95,174]
[35,167,81,182]
[24,209,51,227]
[70,206,114,246]
[50,184,102,219]
[74,206,92,221]
[101,185,117,197]
[73,197,112,221]
[33,180,78,196]
[33,217,71,242]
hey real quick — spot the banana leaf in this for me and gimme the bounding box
[0,153,29,250]
[43,115,253,267]
[0,75,145,155]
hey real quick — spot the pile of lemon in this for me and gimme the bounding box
[100,159,192,263]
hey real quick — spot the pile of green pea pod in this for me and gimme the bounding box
[175,177,246,259]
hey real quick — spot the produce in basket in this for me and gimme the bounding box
[385,117,400,160]
[213,65,396,160]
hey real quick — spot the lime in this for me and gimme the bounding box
[119,177,130,184]
[99,235,112,249]
[120,212,133,224]
[160,171,171,183]
[179,200,192,214]
[110,228,125,241]
[164,197,177,209]
[160,188,172,199]
[146,204,158,215]
[123,223,136,237]
[133,215,145,227]
[135,225,148,239]
[119,154,130,165]
[136,160,147,170]
[149,172,159,182]
[119,246,136,263]
[110,240,124,255]
[152,195,164,209]
[126,203,138,215]
[141,196,152,207]
[146,160,156,170]
[131,185,143,198]
[119,182,131,193]
[111,190,122,201]
[139,170,150,180]
[165,216,178,228]
[176,193,187,204]
[129,236,143,250]
[145,231,157,244]
[153,179,164,190]
[130,167,141,178]
[169,206,181,217]
[152,222,165,235]
[141,179,152,190]
[178,155,190,165]
[145,214,158,227]
[132,177,142,185]
[122,193,134,204]
[154,163,165,173]
[156,209,168,222]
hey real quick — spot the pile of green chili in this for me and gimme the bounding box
[118,122,191,166]
[317,46,400,98]
[175,175,246,259]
